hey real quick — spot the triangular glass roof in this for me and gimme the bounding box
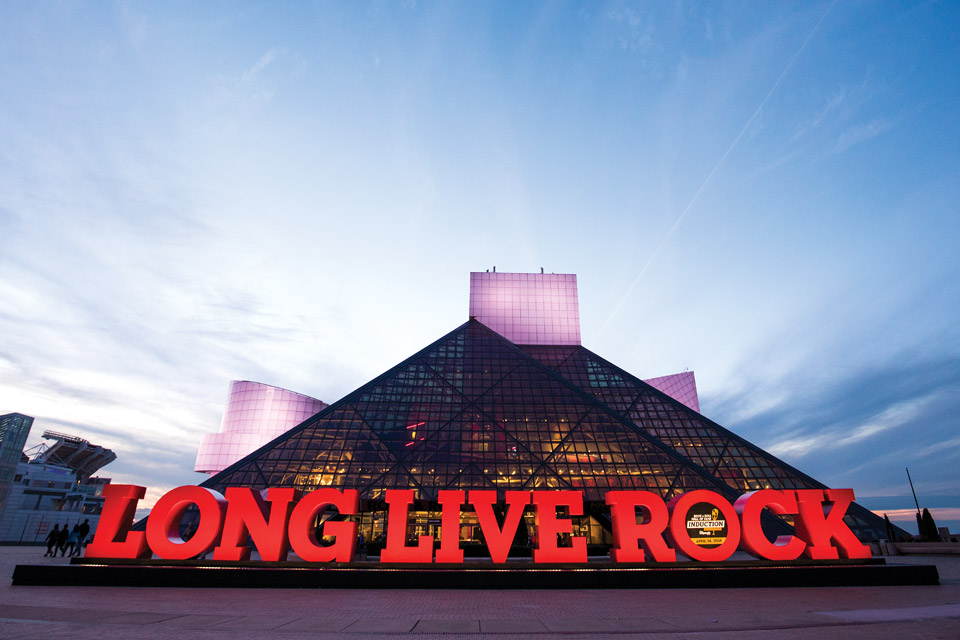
[202,319,896,541]
[519,344,897,541]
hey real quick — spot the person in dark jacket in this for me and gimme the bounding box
[74,519,91,556]
[62,525,80,557]
[56,522,70,557]
[44,525,60,556]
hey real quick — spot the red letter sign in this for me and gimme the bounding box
[793,489,871,559]
[734,490,806,561]
[381,489,433,563]
[213,487,299,562]
[287,488,359,562]
[91,483,878,567]
[605,491,675,562]
[532,491,588,563]
[471,490,530,563]
[145,486,227,560]
[667,490,741,561]
[85,484,151,559]
[435,490,466,563]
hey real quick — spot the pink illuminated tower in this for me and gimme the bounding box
[642,371,700,413]
[194,381,327,474]
[469,271,581,345]
[469,270,699,410]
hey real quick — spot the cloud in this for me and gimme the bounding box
[706,334,960,498]
[872,507,960,523]
[767,394,933,458]
[830,117,892,153]
[913,436,960,458]
[604,3,655,52]
[118,2,147,47]
[244,49,280,82]
[791,74,875,142]
[792,89,847,141]
[213,48,288,104]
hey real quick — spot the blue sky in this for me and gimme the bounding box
[1,1,958,532]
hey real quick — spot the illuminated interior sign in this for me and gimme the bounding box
[85,486,871,564]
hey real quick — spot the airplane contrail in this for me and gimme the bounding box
[594,4,833,342]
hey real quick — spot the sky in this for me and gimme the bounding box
[1,1,958,533]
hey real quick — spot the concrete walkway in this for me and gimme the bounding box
[2,547,959,639]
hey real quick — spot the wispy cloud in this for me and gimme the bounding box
[118,2,147,48]
[792,88,848,141]
[872,507,960,523]
[913,436,960,458]
[830,117,893,153]
[244,49,280,83]
[605,3,655,52]
[768,395,932,458]
[214,48,288,103]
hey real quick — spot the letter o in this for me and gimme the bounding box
[667,490,741,562]
[145,486,227,560]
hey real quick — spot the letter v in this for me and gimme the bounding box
[470,490,531,563]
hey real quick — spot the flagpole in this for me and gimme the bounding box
[906,466,921,517]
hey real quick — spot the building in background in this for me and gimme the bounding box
[194,381,328,475]
[30,430,116,483]
[0,429,115,544]
[0,413,34,513]
[197,272,899,549]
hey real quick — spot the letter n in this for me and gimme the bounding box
[213,488,298,561]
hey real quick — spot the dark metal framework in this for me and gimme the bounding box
[201,320,899,543]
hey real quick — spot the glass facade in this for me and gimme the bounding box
[469,271,581,345]
[641,371,700,413]
[201,319,894,547]
[195,381,328,474]
[0,413,34,513]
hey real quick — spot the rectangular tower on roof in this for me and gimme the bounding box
[469,271,580,345]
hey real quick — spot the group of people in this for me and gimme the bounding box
[43,519,90,558]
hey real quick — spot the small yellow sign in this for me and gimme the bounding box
[685,503,727,549]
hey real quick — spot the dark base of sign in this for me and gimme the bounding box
[12,558,939,589]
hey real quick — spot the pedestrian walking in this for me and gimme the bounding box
[44,524,60,556]
[62,525,80,557]
[74,519,91,557]
[56,522,69,557]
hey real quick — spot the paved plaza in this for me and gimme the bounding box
[1,547,959,639]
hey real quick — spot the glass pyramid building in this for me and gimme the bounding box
[200,272,897,549]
